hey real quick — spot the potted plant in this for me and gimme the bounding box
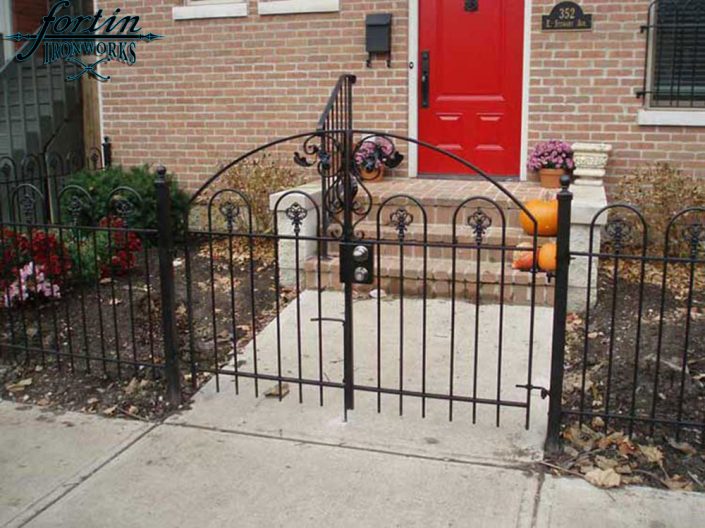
[527,140,574,188]
[354,136,396,182]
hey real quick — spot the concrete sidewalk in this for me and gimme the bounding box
[2,295,703,527]
[2,401,703,528]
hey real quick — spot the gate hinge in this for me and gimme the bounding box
[515,384,550,399]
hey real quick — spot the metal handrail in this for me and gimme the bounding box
[315,74,356,256]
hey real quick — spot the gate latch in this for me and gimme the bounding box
[516,384,550,399]
[340,242,374,285]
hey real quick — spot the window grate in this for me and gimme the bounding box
[638,0,705,108]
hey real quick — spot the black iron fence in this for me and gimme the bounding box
[0,166,179,404]
[552,202,705,449]
[0,75,702,454]
[0,138,112,222]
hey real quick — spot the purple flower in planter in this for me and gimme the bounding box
[528,140,574,171]
[355,136,395,171]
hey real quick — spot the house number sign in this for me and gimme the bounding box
[542,2,593,31]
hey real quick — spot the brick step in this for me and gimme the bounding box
[303,256,555,307]
[364,178,555,229]
[324,223,554,262]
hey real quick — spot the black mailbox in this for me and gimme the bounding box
[365,13,392,67]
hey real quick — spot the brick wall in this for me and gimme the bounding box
[100,0,705,191]
[13,0,48,36]
[528,0,705,184]
[101,0,409,191]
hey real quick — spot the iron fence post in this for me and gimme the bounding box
[545,174,573,454]
[102,136,112,168]
[155,165,181,407]
[342,77,355,413]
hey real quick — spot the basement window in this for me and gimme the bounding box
[258,0,340,16]
[173,0,248,21]
[638,0,705,109]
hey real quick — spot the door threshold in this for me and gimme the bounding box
[418,173,521,182]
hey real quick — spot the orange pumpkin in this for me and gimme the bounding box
[538,242,557,272]
[519,199,558,236]
[512,243,538,271]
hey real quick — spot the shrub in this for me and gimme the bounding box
[615,163,705,256]
[65,217,143,283]
[207,154,307,233]
[60,165,190,237]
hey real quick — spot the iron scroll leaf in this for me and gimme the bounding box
[542,2,593,31]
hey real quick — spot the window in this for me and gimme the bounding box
[173,0,248,21]
[639,0,705,109]
[258,0,340,16]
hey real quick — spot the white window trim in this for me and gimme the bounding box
[258,0,340,16]
[173,2,248,21]
[638,109,705,127]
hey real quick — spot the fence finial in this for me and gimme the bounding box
[156,165,167,181]
[560,174,571,190]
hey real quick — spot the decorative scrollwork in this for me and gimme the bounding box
[219,201,240,232]
[285,202,308,235]
[19,192,37,223]
[390,207,413,240]
[67,195,86,224]
[468,208,493,244]
[685,223,705,258]
[113,198,135,221]
[66,151,84,174]
[89,149,101,170]
[605,217,632,251]
[20,155,40,181]
[293,133,342,179]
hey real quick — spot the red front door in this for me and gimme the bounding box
[418,0,525,177]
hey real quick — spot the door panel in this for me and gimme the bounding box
[418,0,525,177]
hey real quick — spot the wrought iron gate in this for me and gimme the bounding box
[180,74,567,432]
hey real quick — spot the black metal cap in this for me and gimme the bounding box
[560,174,571,190]
[156,165,167,180]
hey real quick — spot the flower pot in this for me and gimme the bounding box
[360,165,385,182]
[538,168,565,189]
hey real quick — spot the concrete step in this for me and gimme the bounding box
[303,256,555,306]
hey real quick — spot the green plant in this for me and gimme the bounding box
[60,165,190,237]
[616,163,705,257]
[207,154,307,233]
[64,218,143,283]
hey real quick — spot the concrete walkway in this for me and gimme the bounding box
[2,295,703,527]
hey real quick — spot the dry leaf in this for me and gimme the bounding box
[667,439,697,457]
[585,468,622,489]
[595,455,619,471]
[598,432,626,450]
[264,383,290,399]
[663,475,694,492]
[5,378,33,392]
[639,445,664,465]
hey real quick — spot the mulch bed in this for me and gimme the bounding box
[0,237,287,421]
[546,260,705,492]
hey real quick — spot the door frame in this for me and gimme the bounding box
[407,0,532,180]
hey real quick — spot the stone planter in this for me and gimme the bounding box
[572,143,612,186]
